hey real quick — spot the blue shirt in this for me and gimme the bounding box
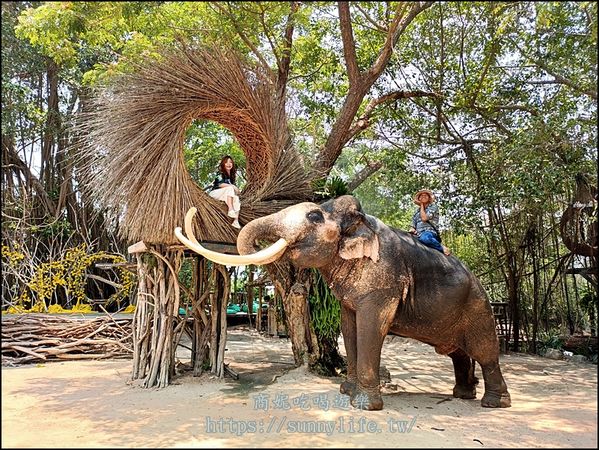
[412,204,440,236]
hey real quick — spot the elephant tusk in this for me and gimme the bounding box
[184,207,201,246]
[174,207,288,266]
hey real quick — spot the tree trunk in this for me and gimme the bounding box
[131,246,183,388]
[4,143,57,217]
[314,2,433,177]
[41,58,60,195]
[282,280,313,366]
[506,255,521,352]
[270,263,345,375]
[531,223,540,354]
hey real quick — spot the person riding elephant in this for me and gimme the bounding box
[175,195,511,411]
[409,188,450,255]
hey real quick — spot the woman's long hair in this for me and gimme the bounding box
[219,155,236,184]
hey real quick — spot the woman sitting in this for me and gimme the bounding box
[209,155,241,229]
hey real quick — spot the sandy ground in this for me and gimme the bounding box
[2,325,597,448]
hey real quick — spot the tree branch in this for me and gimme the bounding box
[211,3,275,82]
[477,104,540,117]
[365,1,434,86]
[86,274,123,291]
[533,58,597,100]
[255,2,283,72]
[338,2,360,86]
[347,160,382,192]
[3,141,57,217]
[354,3,389,33]
[347,89,441,139]
[315,2,434,177]
[276,2,300,101]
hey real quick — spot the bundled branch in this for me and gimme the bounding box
[1,313,133,366]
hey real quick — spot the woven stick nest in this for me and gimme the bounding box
[76,46,313,245]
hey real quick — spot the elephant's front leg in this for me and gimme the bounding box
[351,308,395,411]
[339,304,357,397]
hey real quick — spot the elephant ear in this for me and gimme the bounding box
[338,212,380,262]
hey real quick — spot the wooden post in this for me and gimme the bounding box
[246,266,254,327]
[208,264,229,378]
[215,265,229,378]
[132,253,151,380]
[266,294,276,336]
[256,285,263,332]
[192,256,211,376]
[128,243,233,385]
[129,243,184,388]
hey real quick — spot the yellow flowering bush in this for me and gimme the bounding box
[2,245,25,267]
[47,304,66,314]
[2,244,135,313]
[71,303,93,313]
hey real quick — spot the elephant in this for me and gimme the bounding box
[175,195,511,411]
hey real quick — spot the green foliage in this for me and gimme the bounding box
[39,219,73,241]
[580,289,598,315]
[537,330,565,353]
[312,175,349,201]
[308,269,341,341]
[183,120,246,188]
[178,258,193,305]
[14,2,177,85]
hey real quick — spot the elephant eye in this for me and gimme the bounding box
[306,210,324,223]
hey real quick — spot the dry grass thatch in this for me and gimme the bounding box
[75,45,313,245]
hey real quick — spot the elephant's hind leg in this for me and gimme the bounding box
[449,349,478,400]
[478,362,511,408]
[463,317,511,408]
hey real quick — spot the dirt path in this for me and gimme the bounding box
[2,327,597,448]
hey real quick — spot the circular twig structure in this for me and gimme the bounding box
[76,45,312,245]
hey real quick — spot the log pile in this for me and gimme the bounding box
[1,313,133,366]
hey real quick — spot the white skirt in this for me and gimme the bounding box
[209,185,240,212]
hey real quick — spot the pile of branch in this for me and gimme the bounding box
[1,313,133,366]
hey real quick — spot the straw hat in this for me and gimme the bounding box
[413,189,436,205]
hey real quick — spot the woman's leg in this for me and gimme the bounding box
[209,186,241,227]
[210,187,237,213]
[225,196,234,211]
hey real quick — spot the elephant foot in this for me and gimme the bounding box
[350,387,383,411]
[481,391,511,408]
[453,384,477,400]
[340,380,356,397]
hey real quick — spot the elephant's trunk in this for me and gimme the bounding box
[237,213,286,256]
